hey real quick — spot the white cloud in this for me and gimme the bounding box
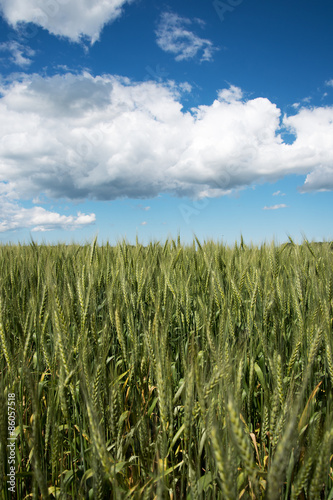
[302,96,312,104]
[282,106,333,191]
[0,72,332,227]
[0,0,133,43]
[140,221,147,226]
[136,204,150,211]
[218,85,243,103]
[0,40,35,67]
[300,166,333,192]
[155,12,217,62]
[325,79,333,87]
[263,204,287,210]
[273,190,286,196]
[0,193,95,232]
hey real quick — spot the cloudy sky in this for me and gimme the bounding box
[0,0,332,245]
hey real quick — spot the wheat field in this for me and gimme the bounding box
[0,237,332,499]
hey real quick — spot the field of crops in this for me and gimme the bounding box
[0,237,332,499]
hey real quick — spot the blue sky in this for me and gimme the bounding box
[0,0,332,245]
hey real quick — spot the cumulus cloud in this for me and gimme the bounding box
[0,40,35,67]
[218,85,243,103]
[0,0,133,43]
[283,106,333,191]
[155,12,217,62]
[0,72,333,222]
[263,204,287,210]
[326,79,333,87]
[0,192,95,232]
[300,166,333,192]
